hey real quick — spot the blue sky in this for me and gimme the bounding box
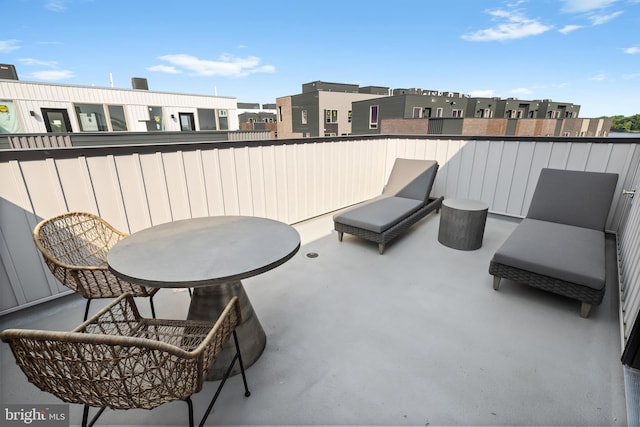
[3,0,640,117]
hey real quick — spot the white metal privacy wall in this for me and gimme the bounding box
[619,164,640,343]
[0,135,638,316]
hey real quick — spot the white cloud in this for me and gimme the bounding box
[588,73,606,81]
[45,1,68,12]
[18,58,59,67]
[468,90,495,97]
[559,24,583,34]
[147,65,182,74]
[589,11,623,25]
[623,73,640,79]
[561,0,619,13]
[510,87,533,95]
[155,54,276,77]
[27,70,74,80]
[624,46,640,54]
[461,9,552,41]
[0,39,20,53]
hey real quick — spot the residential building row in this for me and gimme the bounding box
[277,82,610,138]
[0,63,610,139]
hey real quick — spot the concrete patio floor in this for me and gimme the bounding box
[0,211,627,426]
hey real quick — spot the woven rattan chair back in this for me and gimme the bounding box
[33,212,158,320]
[0,294,250,427]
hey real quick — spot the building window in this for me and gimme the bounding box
[369,105,379,129]
[325,109,338,123]
[278,106,283,122]
[218,109,228,130]
[452,109,463,118]
[107,105,127,131]
[301,110,307,124]
[147,106,163,131]
[348,110,352,123]
[197,109,216,130]
[436,108,443,118]
[75,103,108,131]
[412,107,422,119]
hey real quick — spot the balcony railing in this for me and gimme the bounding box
[1,134,637,314]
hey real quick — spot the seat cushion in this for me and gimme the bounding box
[492,218,606,290]
[333,196,424,234]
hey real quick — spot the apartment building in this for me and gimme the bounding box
[0,64,238,134]
[275,81,388,138]
[351,88,607,137]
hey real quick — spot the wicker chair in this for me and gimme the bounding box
[33,212,159,320]
[0,294,250,427]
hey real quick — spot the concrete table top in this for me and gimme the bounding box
[442,198,489,211]
[108,216,301,288]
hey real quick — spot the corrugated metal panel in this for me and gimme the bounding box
[388,138,634,225]
[620,160,640,340]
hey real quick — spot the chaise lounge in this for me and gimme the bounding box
[334,158,443,254]
[489,168,618,318]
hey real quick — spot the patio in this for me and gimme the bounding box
[0,210,627,426]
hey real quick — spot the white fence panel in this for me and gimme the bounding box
[1,136,638,315]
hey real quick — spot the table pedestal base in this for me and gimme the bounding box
[187,280,266,381]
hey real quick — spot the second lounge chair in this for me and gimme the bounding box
[334,158,443,254]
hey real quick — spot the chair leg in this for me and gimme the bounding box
[83,299,92,321]
[185,397,194,427]
[82,405,105,427]
[378,243,385,254]
[149,295,156,319]
[233,330,251,398]
[81,405,89,427]
[580,302,592,318]
[199,331,250,427]
[338,231,343,242]
[493,276,501,290]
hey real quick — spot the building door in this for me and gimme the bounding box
[42,108,72,132]
[179,113,195,131]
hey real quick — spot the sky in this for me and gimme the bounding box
[2,0,640,117]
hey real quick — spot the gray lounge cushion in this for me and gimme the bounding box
[333,196,423,234]
[527,168,618,231]
[382,159,438,202]
[492,218,606,290]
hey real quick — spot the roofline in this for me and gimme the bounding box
[0,78,237,100]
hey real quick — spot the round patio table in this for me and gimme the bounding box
[107,216,300,380]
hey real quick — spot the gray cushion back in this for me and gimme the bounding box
[382,159,439,202]
[526,168,618,230]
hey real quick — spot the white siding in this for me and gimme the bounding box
[0,80,238,133]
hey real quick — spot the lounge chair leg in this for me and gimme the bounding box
[378,243,385,254]
[338,231,343,242]
[493,276,501,290]
[580,302,592,318]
